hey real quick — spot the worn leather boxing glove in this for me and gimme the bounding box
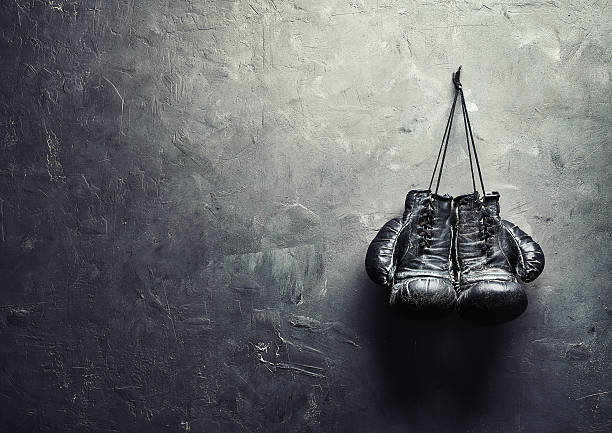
[365,190,456,315]
[454,191,545,324]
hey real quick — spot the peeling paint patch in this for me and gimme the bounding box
[45,130,65,182]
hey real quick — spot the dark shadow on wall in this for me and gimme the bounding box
[354,275,510,433]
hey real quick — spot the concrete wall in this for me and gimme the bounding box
[1,1,610,432]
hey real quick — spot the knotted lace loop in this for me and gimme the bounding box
[417,196,435,248]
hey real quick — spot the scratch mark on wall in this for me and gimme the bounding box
[575,390,611,400]
[102,75,126,137]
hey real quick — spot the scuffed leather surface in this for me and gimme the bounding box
[501,220,545,283]
[454,192,513,277]
[457,280,528,324]
[365,190,455,313]
[390,277,456,315]
[365,217,405,287]
[454,192,544,324]
[396,191,454,275]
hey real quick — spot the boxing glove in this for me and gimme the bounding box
[366,190,456,315]
[454,191,545,324]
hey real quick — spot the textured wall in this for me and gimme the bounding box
[0,1,611,432]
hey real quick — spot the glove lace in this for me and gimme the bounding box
[478,204,495,253]
[417,196,435,248]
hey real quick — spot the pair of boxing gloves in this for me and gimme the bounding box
[365,189,545,324]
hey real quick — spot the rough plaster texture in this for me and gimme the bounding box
[0,1,611,432]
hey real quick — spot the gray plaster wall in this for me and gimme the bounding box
[0,1,611,432]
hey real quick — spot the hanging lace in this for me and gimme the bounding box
[428,66,486,197]
[426,66,491,253]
